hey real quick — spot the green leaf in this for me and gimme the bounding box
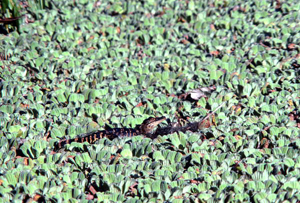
[144,184,151,194]
[198,97,206,108]
[282,181,299,190]
[245,129,255,136]
[35,57,44,67]
[8,125,21,133]
[151,180,161,192]
[284,158,295,167]
[121,144,132,158]
[153,151,165,161]
[81,152,92,163]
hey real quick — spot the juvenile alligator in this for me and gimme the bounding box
[54,102,226,149]
[54,116,166,149]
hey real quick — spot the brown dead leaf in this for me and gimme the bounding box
[88,47,96,51]
[209,140,216,146]
[181,39,189,44]
[20,103,29,108]
[129,182,138,196]
[89,35,95,40]
[232,103,242,114]
[260,138,270,149]
[210,50,220,56]
[288,99,294,107]
[234,135,242,140]
[210,24,216,31]
[178,176,184,180]
[288,43,296,50]
[86,194,94,200]
[24,157,29,165]
[136,102,143,107]
[288,111,300,128]
[116,27,121,34]
[89,185,97,195]
[177,17,186,23]
[33,194,42,201]
[190,179,200,184]
[230,72,240,78]
[230,128,239,132]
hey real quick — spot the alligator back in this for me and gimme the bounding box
[54,128,140,149]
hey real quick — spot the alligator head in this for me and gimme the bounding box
[140,116,166,134]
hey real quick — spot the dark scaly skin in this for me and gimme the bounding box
[54,117,166,149]
[153,101,226,137]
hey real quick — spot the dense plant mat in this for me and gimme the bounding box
[0,0,299,202]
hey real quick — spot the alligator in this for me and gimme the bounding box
[54,116,166,149]
[54,101,226,149]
